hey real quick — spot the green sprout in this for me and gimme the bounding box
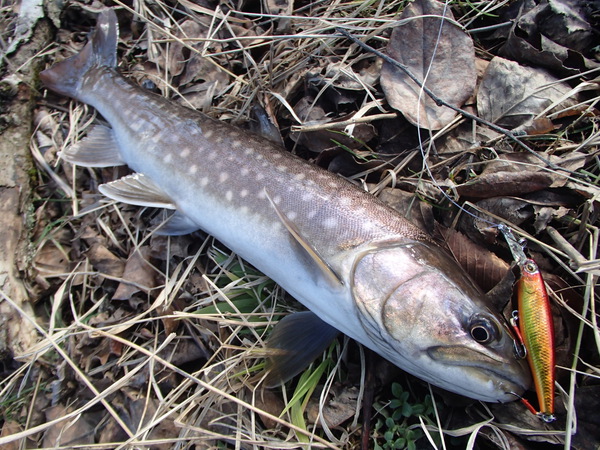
[372,382,436,450]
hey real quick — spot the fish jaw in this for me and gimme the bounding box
[351,240,531,402]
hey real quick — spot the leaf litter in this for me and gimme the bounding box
[1,0,599,448]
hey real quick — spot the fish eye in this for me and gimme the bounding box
[468,315,499,345]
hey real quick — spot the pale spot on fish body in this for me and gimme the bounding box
[130,121,143,132]
[180,148,190,158]
[200,177,209,187]
[163,153,173,164]
[323,217,338,229]
[189,165,198,174]
[241,167,250,176]
[219,172,229,183]
[204,130,213,139]
[225,191,233,201]
[240,189,248,198]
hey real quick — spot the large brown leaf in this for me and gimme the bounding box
[477,56,579,129]
[380,0,476,130]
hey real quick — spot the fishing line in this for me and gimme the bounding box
[414,0,500,230]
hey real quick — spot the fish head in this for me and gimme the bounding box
[351,240,530,402]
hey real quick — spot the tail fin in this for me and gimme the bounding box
[40,9,118,99]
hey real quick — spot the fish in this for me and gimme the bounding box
[516,259,556,422]
[40,8,530,402]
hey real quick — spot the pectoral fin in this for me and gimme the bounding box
[264,311,340,387]
[59,125,126,167]
[265,189,343,286]
[99,173,176,209]
[156,211,200,236]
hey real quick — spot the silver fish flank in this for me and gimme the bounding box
[40,9,530,402]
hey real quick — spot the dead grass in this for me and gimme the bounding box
[1,0,599,448]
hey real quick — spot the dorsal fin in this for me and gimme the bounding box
[99,173,176,209]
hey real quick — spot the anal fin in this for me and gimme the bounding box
[99,173,176,209]
[264,311,340,387]
[59,124,126,167]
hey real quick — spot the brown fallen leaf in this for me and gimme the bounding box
[0,420,22,450]
[498,0,600,76]
[42,405,96,447]
[113,246,157,300]
[477,56,579,129]
[456,171,555,198]
[86,242,125,278]
[306,384,359,428]
[380,0,476,130]
[440,227,510,293]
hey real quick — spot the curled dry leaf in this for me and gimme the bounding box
[477,56,579,130]
[456,150,590,198]
[456,171,555,198]
[380,0,476,130]
[499,0,600,76]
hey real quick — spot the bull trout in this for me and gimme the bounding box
[40,9,529,402]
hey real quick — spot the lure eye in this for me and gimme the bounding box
[523,260,539,274]
[468,315,499,345]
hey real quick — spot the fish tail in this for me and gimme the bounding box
[40,9,118,98]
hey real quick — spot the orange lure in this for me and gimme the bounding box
[515,259,556,422]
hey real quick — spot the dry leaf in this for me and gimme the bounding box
[498,0,600,76]
[306,384,359,428]
[380,0,476,130]
[457,171,555,198]
[113,246,156,300]
[441,227,510,293]
[43,405,96,447]
[477,56,579,129]
[86,243,124,277]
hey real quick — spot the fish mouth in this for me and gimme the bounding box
[427,345,531,402]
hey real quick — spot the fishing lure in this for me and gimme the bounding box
[501,226,556,422]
